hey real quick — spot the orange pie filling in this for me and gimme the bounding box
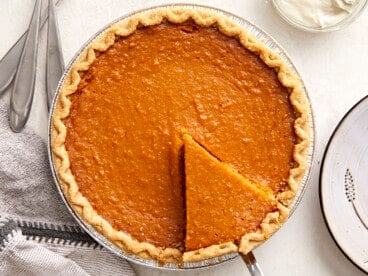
[54,12,307,263]
[183,133,277,251]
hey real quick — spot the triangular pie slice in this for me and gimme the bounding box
[183,133,277,254]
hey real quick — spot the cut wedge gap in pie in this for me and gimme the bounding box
[183,133,277,259]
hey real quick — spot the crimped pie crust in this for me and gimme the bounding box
[51,8,310,263]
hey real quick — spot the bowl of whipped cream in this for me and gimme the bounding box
[272,0,367,32]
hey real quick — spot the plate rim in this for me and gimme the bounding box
[319,94,368,274]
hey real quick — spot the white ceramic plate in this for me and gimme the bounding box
[320,95,368,273]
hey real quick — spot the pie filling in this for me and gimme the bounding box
[183,133,277,251]
[62,20,297,254]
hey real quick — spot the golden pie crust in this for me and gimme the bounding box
[51,8,310,263]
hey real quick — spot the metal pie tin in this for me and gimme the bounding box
[48,3,315,271]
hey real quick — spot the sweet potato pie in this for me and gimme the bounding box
[51,8,310,263]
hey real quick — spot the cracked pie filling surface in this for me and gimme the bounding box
[51,8,310,263]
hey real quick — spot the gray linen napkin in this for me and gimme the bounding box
[0,99,135,276]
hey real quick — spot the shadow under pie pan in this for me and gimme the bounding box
[48,3,315,270]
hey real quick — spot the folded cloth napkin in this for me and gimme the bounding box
[0,99,135,276]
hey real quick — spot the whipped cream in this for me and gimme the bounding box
[274,0,360,28]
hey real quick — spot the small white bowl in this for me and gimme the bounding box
[272,0,368,32]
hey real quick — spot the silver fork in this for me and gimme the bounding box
[0,0,62,95]
[9,0,42,132]
[242,251,265,276]
[46,0,64,109]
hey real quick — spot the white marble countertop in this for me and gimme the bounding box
[1,0,367,275]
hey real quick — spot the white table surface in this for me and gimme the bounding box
[1,0,367,275]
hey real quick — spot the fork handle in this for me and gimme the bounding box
[46,0,64,109]
[241,251,265,276]
[0,0,61,95]
[9,0,41,132]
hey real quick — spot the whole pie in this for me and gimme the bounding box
[51,8,310,263]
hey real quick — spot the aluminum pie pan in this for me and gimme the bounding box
[48,3,315,271]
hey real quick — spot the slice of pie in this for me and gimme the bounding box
[183,133,276,261]
[51,8,310,264]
